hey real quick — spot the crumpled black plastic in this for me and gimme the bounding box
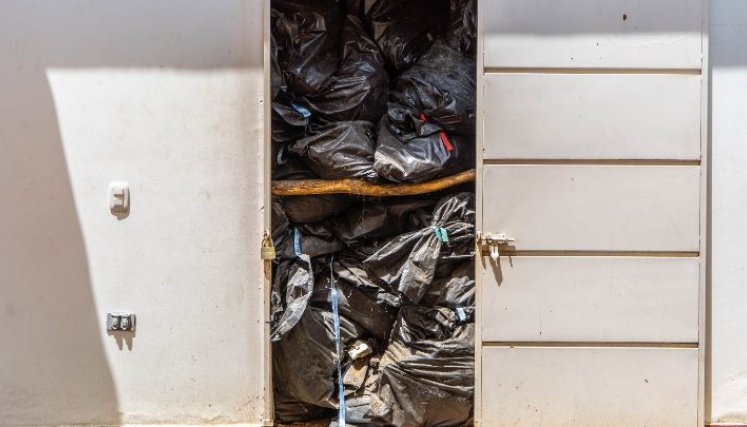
[332,198,434,245]
[289,120,379,181]
[270,256,315,342]
[367,305,475,426]
[364,192,475,304]
[273,392,334,424]
[273,307,366,413]
[311,255,399,341]
[391,40,476,134]
[299,15,389,123]
[272,143,318,181]
[365,0,450,72]
[271,201,344,259]
[281,195,354,224]
[447,0,477,55]
[271,34,285,99]
[272,101,308,144]
[374,104,474,183]
[272,0,341,95]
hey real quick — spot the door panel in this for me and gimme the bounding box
[482,0,703,69]
[482,165,701,251]
[481,257,700,342]
[477,0,706,423]
[481,347,699,427]
[483,73,702,160]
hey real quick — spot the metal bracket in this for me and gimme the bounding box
[477,231,515,262]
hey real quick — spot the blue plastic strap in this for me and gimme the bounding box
[293,227,302,257]
[291,102,312,119]
[329,255,346,427]
[432,226,449,243]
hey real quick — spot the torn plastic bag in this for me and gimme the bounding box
[289,120,379,181]
[273,307,366,413]
[447,0,477,55]
[368,305,474,427]
[270,255,315,342]
[311,256,399,340]
[272,0,341,95]
[281,194,354,224]
[364,192,475,304]
[374,104,475,183]
[391,40,476,134]
[365,0,449,71]
[333,198,434,245]
[299,16,389,123]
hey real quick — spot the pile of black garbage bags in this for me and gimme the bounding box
[270,0,476,425]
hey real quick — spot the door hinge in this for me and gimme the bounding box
[476,231,515,262]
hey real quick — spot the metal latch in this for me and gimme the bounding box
[261,230,276,260]
[477,231,515,262]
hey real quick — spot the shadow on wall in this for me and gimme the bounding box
[0,1,256,425]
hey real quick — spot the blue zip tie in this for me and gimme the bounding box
[291,102,312,119]
[293,227,302,257]
[329,255,346,427]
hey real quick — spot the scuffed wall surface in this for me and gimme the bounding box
[0,1,267,425]
[710,0,747,423]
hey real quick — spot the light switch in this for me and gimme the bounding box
[109,182,129,214]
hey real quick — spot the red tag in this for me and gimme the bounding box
[439,130,454,152]
[419,113,454,152]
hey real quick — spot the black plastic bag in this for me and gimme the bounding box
[447,0,477,55]
[281,194,354,224]
[270,256,315,342]
[364,192,475,304]
[272,202,343,259]
[391,40,476,134]
[289,120,379,181]
[368,305,474,426]
[271,34,285,99]
[272,0,341,95]
[274,392,333,424]
[311,256,399,341]
[272,101,308,144]
[300,16,389,123]
[272,142,318,181]
[333,198,434,245]
[374,104,474,183]
[277,223,345,260]
[273,307,366,412]
[365,0,449,71]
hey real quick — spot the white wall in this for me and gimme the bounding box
[710,0,747,424]
[0,1,268,425]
